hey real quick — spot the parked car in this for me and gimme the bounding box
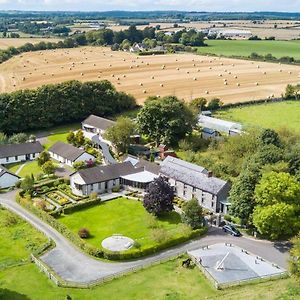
[222,224,241,237]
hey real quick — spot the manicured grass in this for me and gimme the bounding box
[42,123,80,149]
[0,260,297,300]
[215,101,300,134]
[197,40,300,60]
[58,198,188,250]
[0,207,47,269]
[6,160,42,178]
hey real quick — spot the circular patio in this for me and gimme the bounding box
[101,235,134,252]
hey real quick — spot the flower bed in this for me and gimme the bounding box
[57,184,87,201]
[46,191,70,206]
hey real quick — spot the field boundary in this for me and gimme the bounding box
[31,252,183,289]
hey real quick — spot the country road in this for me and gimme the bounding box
[0,192,290,285]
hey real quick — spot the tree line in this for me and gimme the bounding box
[0,80,136,134]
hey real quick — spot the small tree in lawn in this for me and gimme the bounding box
[20,175,34,192]
[67,131,76,145]
[181,198,203,229]
[42,161,56,175]
[37,150,50,166]
[143,176,174,216]
[75,130,85,147]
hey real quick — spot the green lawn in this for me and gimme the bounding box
[215,101,300,134]
[197,40,300,60]
[0,207,48,269]
[6,160,43,178]
[58,198,189,250]
[0,260,298,300]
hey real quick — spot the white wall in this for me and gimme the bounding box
[0,153,39,165]
[0,173,19,189]
[50,151,95,167]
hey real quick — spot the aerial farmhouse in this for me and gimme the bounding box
[48,141,95,167]
[0,142,43,165]
[0,165,20,189]
[81,115,115,138]
[160,156,230,214]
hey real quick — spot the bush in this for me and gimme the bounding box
[224,214,232,222]
[112,186,120,193]
[150,228,170,243]
[78,228,90,239]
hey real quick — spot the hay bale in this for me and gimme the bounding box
[205,90,209,94]
[193,77,197,81]
[112,74,115,77]
[228,71,231,75]
[255,82,259,86]
[197,69,200,72]
[234,75,238,79]
[220,63,223,66]
[237,83,240,87]
[160,83,164,87]
[176,67,180,71]
[279,69,282,72]
[81,72,84,76]
[140,82,143,86]
[123,75,126,78]
[224,82,228,85]
[143,90,147,94]
[209,67,212,70]
[263,71,267,75]
[22,77,26,81]
[151,76,154,79]
[93,63,96,66]
[130,66,133,69]
[186,71,190,74]
[218,74,222,77]
[109,64,112,67]
[257,65,260,68]
[51,73,54,76]
[289,71,292,75]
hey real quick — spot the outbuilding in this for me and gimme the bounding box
[81,115,115,138]
[0,165,20,189]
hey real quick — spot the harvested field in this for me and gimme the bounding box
[0,37,61,50]
[1,46,299,104]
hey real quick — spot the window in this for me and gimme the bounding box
[211,201,214,208]
[98,183,101,189]
[105,181,108,190]
[90,184,94,191]
[193,187,197,193]
[6,157,9,162]
[15,156,18,160]
[33,153,36,158]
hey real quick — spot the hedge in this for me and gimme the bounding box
[139,51,166,56]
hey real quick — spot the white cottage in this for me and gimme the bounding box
[0,165,20,189]
[81,115,115,138]
[0,142,43,165]
[48,142,95,167]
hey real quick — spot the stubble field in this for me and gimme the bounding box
[0,46,299,104]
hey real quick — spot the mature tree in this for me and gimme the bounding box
[255,172,300,206]
[67,131,75,145]
[206,98,223,110]
[37,151,50,167]
[229,165,261,223]
[290,233,300,279]
[104,117,135,153]
[259,129,281,148]
[254,144,283,165]
[181,198,203,229]
[42,161,56,175]
[143,176,174,216]
[20,175,34,192]
[137,96,196,145]
[252,203,299,240]
[75,129,85,147]
[0,132,7,144]
[189,97,207,112]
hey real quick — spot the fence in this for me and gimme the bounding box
[30,252,184,289]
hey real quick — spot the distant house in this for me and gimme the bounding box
[129,43,147,53]
[81,115,115,138]
[160,156,230,214]
[49,142,95,167]
[0,142,43,165]
[208,29,252,39]
[198,115,243,136]
[0,165,20,189]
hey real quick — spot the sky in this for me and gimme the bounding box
[0,0,299,12]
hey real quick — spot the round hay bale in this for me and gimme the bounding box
[209,67,212,70]
[109,64,112,67]
[279,69,282,72]
[69,67,72,70]
[160,83,164,87]
[228,71,231,75]
[205,90,209,94]
[224,82,228,85]
[193,63,196,67]
[151,76,154,79]
[143,90,147,94]
[93,63,96,66]
[22,77,26,81]
[136,65,139,68]
[218,74,222,77]
[186,71,190,74]
[237,83,240,87]
[224,69,227,72]
[197,69,200,72]
[263,71,266,75]
[146,62,149,65]
[139,82,143,86]
[255,82,259,86]
[223,79,227,82]
[98,75,101,78]
[123,59,126,61]
[117,77,120,81]
[42,72,46,75]
[112,74,115,77]
[234,75,238,79]
[130,66,133,69]
[257,65,260,68]
[123,75,126,78]
[51,73,54,76]
[220,63,223,66]
[176,67,180,71]
[232,64,235,67]
[289,71,292,75]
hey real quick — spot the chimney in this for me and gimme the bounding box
[207,171,213,178]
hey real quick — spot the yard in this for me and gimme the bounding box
[197,40,300,60]
[6,160,42,178]
[0,207,48,269]
[215,101,300,134]
[0,259,298,300]
[58,197,193,251]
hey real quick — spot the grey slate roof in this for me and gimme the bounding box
[160,156,229,196]
[74,161,137,184]
[49,142,88,162]
[0,142,43,159]
[124,155,161,175]
[82,115,115,131]
[0,165,20,179]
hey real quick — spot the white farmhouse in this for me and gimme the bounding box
[81,115,115,138]
[0,165,20,189]
[0,142,43,165]
[48,142,95,167]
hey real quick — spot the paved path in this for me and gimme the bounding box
[91,135,116,165]
[0,192,290,285]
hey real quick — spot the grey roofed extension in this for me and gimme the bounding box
[0,142,43,159]
[82,115,115,131]
[0,165,20,179]
[49,142,87,162]
[73,161,137,185]
[123,155,161,175]
[160,156,229,196]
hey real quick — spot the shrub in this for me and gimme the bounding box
[224,214,232,222]
[89,192,98,201]
[78,228,90,239]
[150,228,170,243]
[112,186,120,193]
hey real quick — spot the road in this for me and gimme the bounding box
[91,135,116,165]
[0,192,290,285]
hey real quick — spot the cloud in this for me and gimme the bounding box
[1,0,300,12]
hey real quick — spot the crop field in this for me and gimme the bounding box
[0,37,61,50]
[215,101,300,134]
[0,46,300,104]
[197,40,300,60]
